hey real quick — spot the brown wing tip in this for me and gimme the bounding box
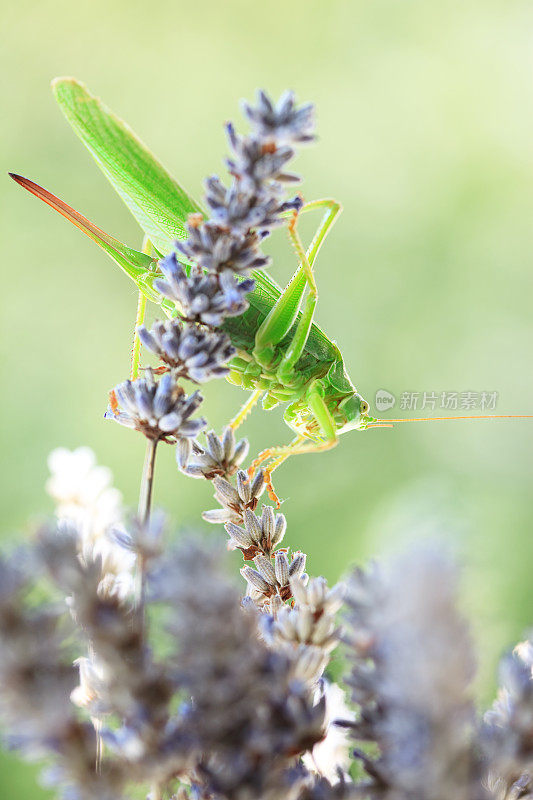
[8,173,38,192]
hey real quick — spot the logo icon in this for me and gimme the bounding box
[375,389,396,412]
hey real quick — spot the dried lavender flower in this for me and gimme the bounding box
[177,222,270,275]
[106,368,206,443]
[225,504,286,557]
[178,426,249,480]
[240,549,308,605]
[225,123,300,187]
[203,468,266,524]
[242,89,316,145]
[138,318,235,382]
[266,576,344,683]
[154,253,253,327]
[204,175,301,234]
[0,551,74,741]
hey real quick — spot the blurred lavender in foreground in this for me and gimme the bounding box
[481,639,533,799]
[2,449,533,800]
[342,546,479,800]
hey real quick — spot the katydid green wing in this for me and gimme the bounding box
[50,78,285,302]
[52,78,202,254]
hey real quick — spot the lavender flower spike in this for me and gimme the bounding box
[106,368,206,443]
[153,90,315,334]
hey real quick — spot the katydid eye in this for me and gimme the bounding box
[360,400,369,414]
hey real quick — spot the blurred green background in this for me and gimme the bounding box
[2,0,533,795]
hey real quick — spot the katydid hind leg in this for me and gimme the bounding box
[298,198,342,269]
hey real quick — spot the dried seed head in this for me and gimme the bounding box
[176,437,192,470]
[223,504,287,559]
[274,551,290,586]
[253,554,277,586]
[289,551,307,580]
[204,469,266,524]
[243,507,264,543]
[240,565,273,596]
[265,573,345,684]
[225,521,254,550]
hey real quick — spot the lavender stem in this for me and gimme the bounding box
[137,438,158,622]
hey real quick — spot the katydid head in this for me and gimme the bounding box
[335,393,372,434]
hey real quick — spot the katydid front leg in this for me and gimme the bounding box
[252,198,341,370]
[275,213,318,385]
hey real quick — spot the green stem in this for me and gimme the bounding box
[130,289,147,381]
[138,437,158,525]
[130,236,151,380]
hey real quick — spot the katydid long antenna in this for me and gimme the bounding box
[367,414,533,429]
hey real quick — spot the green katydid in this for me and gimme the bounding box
[10,79,532,504]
